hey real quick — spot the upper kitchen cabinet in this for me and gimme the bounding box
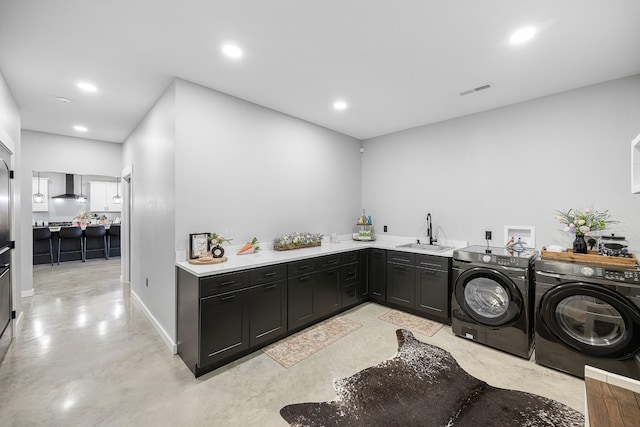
[632,132,640,194]
[32,177,49,212]
[89,181,121,212]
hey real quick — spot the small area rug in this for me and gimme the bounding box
[262,317,362,368]
[379,309,443,337]
[280,329,584,427]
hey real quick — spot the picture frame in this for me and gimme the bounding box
[189,233,209,259]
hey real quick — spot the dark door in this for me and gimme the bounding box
[454,267,523,327]
[387,263,414,308]
[314,268,341,317]
[369,249,387,301]
[538,282,640,359]
[250,280,287,347]
[288,274,315,330]
[416,267,449,317]
[199,289,250,367]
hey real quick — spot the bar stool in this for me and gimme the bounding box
[57,226,84,265]
[84,225,108,260]
[33,227,54,265]
[107,224,120,257]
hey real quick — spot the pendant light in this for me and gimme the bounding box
[112,176,122,204]
[76,175,87,203]
[33,171,45,203]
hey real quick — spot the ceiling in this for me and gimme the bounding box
[1,1,639,143]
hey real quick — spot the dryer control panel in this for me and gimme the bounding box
[604,268,640,283]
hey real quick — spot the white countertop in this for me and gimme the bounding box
[176,235,468,277]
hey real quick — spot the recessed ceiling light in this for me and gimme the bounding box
[333,101,348,111]
[55,96,71,104]
[222,44,243,59]
[509,27,536,45]
[77,82,97,92]
[73,125,88,132]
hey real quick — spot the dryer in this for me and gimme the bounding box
[535,259,640,380]
[452,246,538,359]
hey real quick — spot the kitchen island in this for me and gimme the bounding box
[33,224,121,264]
[176,236,466,376]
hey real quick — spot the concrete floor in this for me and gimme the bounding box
[0,259,585,426]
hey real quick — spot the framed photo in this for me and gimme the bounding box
[189,233,209,259]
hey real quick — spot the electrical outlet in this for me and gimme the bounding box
[485,231,492,240]
[383,225,388,233]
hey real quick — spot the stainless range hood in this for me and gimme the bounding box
[51,174,81,199]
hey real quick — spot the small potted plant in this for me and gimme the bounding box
[208,233,232,258]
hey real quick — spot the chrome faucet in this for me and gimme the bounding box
[426,213,437,245]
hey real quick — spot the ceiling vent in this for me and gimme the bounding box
[459,83,494,96]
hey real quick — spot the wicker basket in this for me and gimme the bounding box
[274,242,321,252]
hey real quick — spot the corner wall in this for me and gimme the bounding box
[362,75,640,252]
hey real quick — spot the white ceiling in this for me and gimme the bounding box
[1,1,639,143]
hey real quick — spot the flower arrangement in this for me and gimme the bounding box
[273,231,323,251]
[208,233,232,248]
[555,208,616,237]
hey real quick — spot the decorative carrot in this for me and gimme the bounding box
[237,237,260,255]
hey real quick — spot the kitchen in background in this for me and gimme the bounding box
[32,171,122,264]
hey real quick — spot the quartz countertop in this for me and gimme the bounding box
[176,236,468,277]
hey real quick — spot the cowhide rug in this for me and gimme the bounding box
[280,329,584,427]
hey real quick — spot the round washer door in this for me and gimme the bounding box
[539,282,640,359]
[454,267,523,327]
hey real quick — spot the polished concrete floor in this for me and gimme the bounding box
[0,259,585,426]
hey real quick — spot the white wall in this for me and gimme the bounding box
[122,82,176,345]
[0,69,22,322]
[174,79,362,251]
[20,130,123,294]
[362,75,640,252]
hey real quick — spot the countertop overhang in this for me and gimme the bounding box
[176,236,467,277]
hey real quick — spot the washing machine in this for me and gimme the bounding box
[451,246,538,359]
[535,259,640,380]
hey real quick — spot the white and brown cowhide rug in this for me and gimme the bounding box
[280,329,584,427]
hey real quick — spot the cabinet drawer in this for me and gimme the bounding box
[315,254,341,271]
[387,251,415,265]
[250,264,287,285]
[340,251,359,265]
[288,259,315,277]
[416,254,449,271]
[200,271,250,298]
[342,263,359,284]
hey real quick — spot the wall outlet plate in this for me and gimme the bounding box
[485,230,492,240]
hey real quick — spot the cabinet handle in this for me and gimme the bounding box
[419,262,442,268]
[265,284,277,290]
[298,265,311,271]
[325,259,339,265]
[391,257,411,263]
[346,271,355,277]
[394,265,407,271]
[219,280,236,287]
[220,294,236,301]
[264,272,277,277]
[299,275,311,282]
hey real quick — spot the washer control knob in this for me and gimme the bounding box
[580,266,595,277]
[482,255,491,263]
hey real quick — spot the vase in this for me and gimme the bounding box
[211,245,225,258]
[572,235,588,254]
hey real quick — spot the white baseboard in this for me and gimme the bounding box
[130,290,177,354]
[21,289,34,298]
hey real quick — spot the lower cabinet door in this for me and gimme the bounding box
[250,280,287,346]
[314,268,341,317]
[199,289,250,367]
[387,264,415,308]
[288,275,315,330]
[415,268,449,318]
[369,249,387,301]
[342,282,359,308]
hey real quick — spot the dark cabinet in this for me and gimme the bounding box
[200,288,250,366]
[415,254,451,323]
[287,254,342,331]
[386,251,416,308]
[250,280,287,347]
[341,251,361,308]
[287,273,315,330]
[369,248,387,301]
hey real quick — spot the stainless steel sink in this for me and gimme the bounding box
[396,243,454,253]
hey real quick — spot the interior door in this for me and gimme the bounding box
[0,147,11,362]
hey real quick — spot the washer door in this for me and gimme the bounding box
[454,267,523,327]
[539,282,640,359]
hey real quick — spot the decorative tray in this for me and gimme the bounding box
[188,256,228,265]
[541,249,638,268]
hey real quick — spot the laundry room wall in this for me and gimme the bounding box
[361,74,640,252]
